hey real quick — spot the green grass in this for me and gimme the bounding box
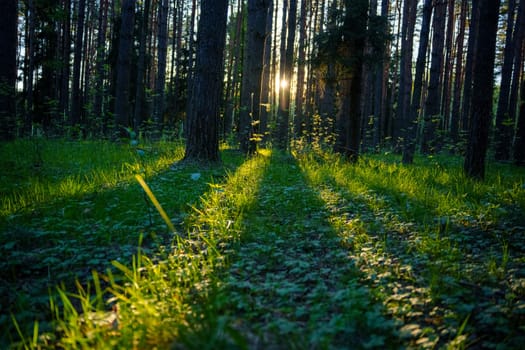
[2,140,525,349]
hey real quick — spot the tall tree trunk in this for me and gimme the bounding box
[372,0,390,149]
[395,0,417,146]
[450,0,467,144]
[239,0,272,154]
[461,0,479,132]
[94,0,108,135]
[441,0,455,132]
[276,0,297,150]
[514,78,525,165]
[154,0,169,135]
[508,0,525,148]
[184,0,229,161]
[402,0,432,164]
[0,0,17,140]
[133,0,151,132]
[421,0,447,154]
[71,0,86,127]
[259,0,274,142]
[113,0,136,139]
[59,0,71,126]
[335,0,368,161]
[494,0,517,161]
[294,0,308,138]
[464,0,500,180]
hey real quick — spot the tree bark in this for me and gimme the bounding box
[402,0,432,164]
[0,0,17,140]
[514,78,525,165]
[113,0,136,139]
[154,0,169,135]
[239,0,272,154]
[494,0,517,161]
[421,0,447,154]
[184,0,229,162]
[464,0,500,180]
[71,0,86,127]
[450,0,467,143]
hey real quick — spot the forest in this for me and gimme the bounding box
[1,0,525,348]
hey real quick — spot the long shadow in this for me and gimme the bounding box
[0,147,246,347]
[206,151,400,349]
[297,154,525,349]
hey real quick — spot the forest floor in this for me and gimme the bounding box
[1,139,525,349]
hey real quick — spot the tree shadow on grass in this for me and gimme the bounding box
[201,151,400,349]
[297,153,525,349]
[0,147,246,348]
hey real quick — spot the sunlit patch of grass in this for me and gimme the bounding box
[26,150,271,348]
[0,139,184,217]
[295,149,525,349]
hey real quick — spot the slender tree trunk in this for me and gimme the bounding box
[259,0,274,142]
[184,0,229,162]
[509,0,525,146]
[461,0,479,132]
[113,0,136,139]
[464,0,500,180]
[514,78,525,165]
[450,0,467,143]
[494,0,517,161]
[276,0,297,150]
[396,0,417,145]
[421,0,447,154]
[154,0,169,135]
[294,0,308,138]
[71,0,86,127]
[133,0,150,132]
[239,0,272,154]
[402,0,432,164]
[441,0,455,132]
[0,0,17,140]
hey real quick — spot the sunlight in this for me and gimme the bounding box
[276,76,288,91]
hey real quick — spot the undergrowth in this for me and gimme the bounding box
[2,139,525,349]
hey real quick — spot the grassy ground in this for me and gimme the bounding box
[1,139,525,349]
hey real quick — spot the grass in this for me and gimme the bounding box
[2,139,525,348]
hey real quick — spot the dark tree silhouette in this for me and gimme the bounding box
[464,0,500,180]
[0,0,17,140]
[184,0,229,162]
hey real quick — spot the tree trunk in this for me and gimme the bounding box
[450,0,467,143]
[396,0,417,145]
[133,0,151,132]
[464,0,500,180]
[259,0,274,142]
[460,0,479,132]
[239,0,272,154]
[402,0,432,164]
[514,78,525,165]
[441,0,455,132]
[494,0,517,161]
[335,0,368,161]
[421,0,447,154]
[71,0,86,127]
[276,0,297,150]
[113,0,136,139]
[0,0,17,140]
[294,0,308,139]
[154,0,169,135]
[184,0,229,162]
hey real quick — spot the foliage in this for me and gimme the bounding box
[2,140,525,348]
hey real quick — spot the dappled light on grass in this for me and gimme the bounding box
[295,150,525,349]
[40,150,271,348]
[0,139,185,217]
